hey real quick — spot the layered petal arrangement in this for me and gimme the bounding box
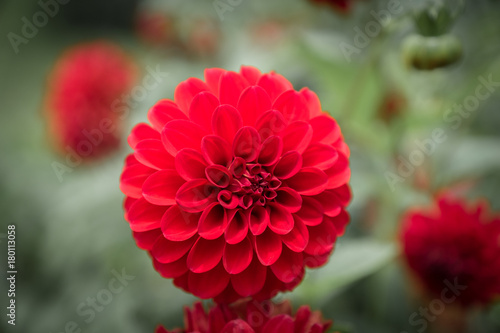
[400,193,500,307]
[155,299,331,333]
[45,41,137,160]
[120,66,351,302]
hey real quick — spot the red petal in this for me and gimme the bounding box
[231,256,267,297]
[127,197,165,231]
[223,237,253,274]
[272,90,309,123]
[153,255,189,278]
[274,187,302,213]
[237,85,272,126]
[147,99,187,131]
[262,315,294,333]
[161,120,206,155]
[142,170,186,205]
[270,247,303,283]
[221,320,255,333]
[212,104,243,143]
[204,68,226,95]
[300,87,323,118]
[219,71,250,107]
[188,262,230,298]
[258,135,283,166]
[198,203,227,240]
[286,167,327,195]
[205,165,232,188]
[176,179,218,213]
[312,190,342,217]
[273,151,302,179]
[304,220,337,256]
[135,139,175,170]
[174,77,209,113]
[302,143,338,170]
[120,163,155,198]
[151,235,197,264]
[225,210,249,244]
[189,91,220,131]
[128,123,160,149]
[233,126,261,162]
[254,110,287,140]
[133,229,162,250]
[257,72,293,102]
[240,65,262,85]
[304,252,331,268]
[201,135,233,166]
[187,236,225,273]
[161,205,199,241]
[175,148,208,181]
[330,209,350,236]
[249,205,269,236]
[282,121,313,154]
[282,216,309,252]
[333,184,352,206]
[309,115,341,145]
[254,228,282,266]
[268,203,294,235]
[324,152,350,189]
[296,196,324,226]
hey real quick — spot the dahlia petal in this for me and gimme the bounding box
[296,197,324,226]
[124,154,139,167]
[254,110,287,140]
[225,210,249,245]
[218,190,240,209]
[153,255,189,278]
[334,139,350,157]
[270,247,303,283]
[300,87,323,118]
[151,235,197,264]
[231,256,267,297]
[223,237,253,274]
[135,139,175,170]
[286,167,328,196]
[330,209,350,236]
[324,152,350,189]
[201,135,233,166]
[273,151,302,179]
[120,163,155,198]
[219,71,250,107]
[127,197,165,231]
[187,236,225,273]
[273,90,309,123]
[198,202,227,240]
[249,205,270,236]
[128,123,160,149]
[133,229,162,250]
[268,203,294,235]
[274,188,302,213]
[313,190,342,217]
[205,165,232,188]
[257,72,293,102]
[233,126,261,162]
[212,104,244,143]
[209,303,236,332]
[332,184,352,206]
[175,148,208,181]
[176,179,218,213]
[302,143,338,170]
[237,86,272,126]
[229,157,246,178]
[304,252,331,268]
[161,120,206,155]
[174,77,209,113]
[309,115,341,145]
[161,205,199,241]
[204,68,226,95]
[282,216,309,253]
[142,170,186,206]
[282,121,313,154]
[258,135,283,166]
[147,99,187,131]
[304,220,337,256]
[240,65,262,85]
[262,315,294,333]
[188,262,230,299]
[189,91,220,131]
[221,320,255,333]
[254,228,283,266]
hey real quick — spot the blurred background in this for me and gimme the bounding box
[1,0,500,332]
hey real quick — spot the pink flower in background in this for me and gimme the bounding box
[45,41,137,160]
[120,66,351,303]
[155,299,331,333]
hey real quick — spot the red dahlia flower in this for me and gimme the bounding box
[155,299,331,333]
[120,66,351,303]
[400,193,500,307]
[45,41,137,160]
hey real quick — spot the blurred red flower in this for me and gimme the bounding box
[45,41,137,160]
[401,193,500,307]
[120,66,351,303]
[309,0,352,13]
[155,299,331,333]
